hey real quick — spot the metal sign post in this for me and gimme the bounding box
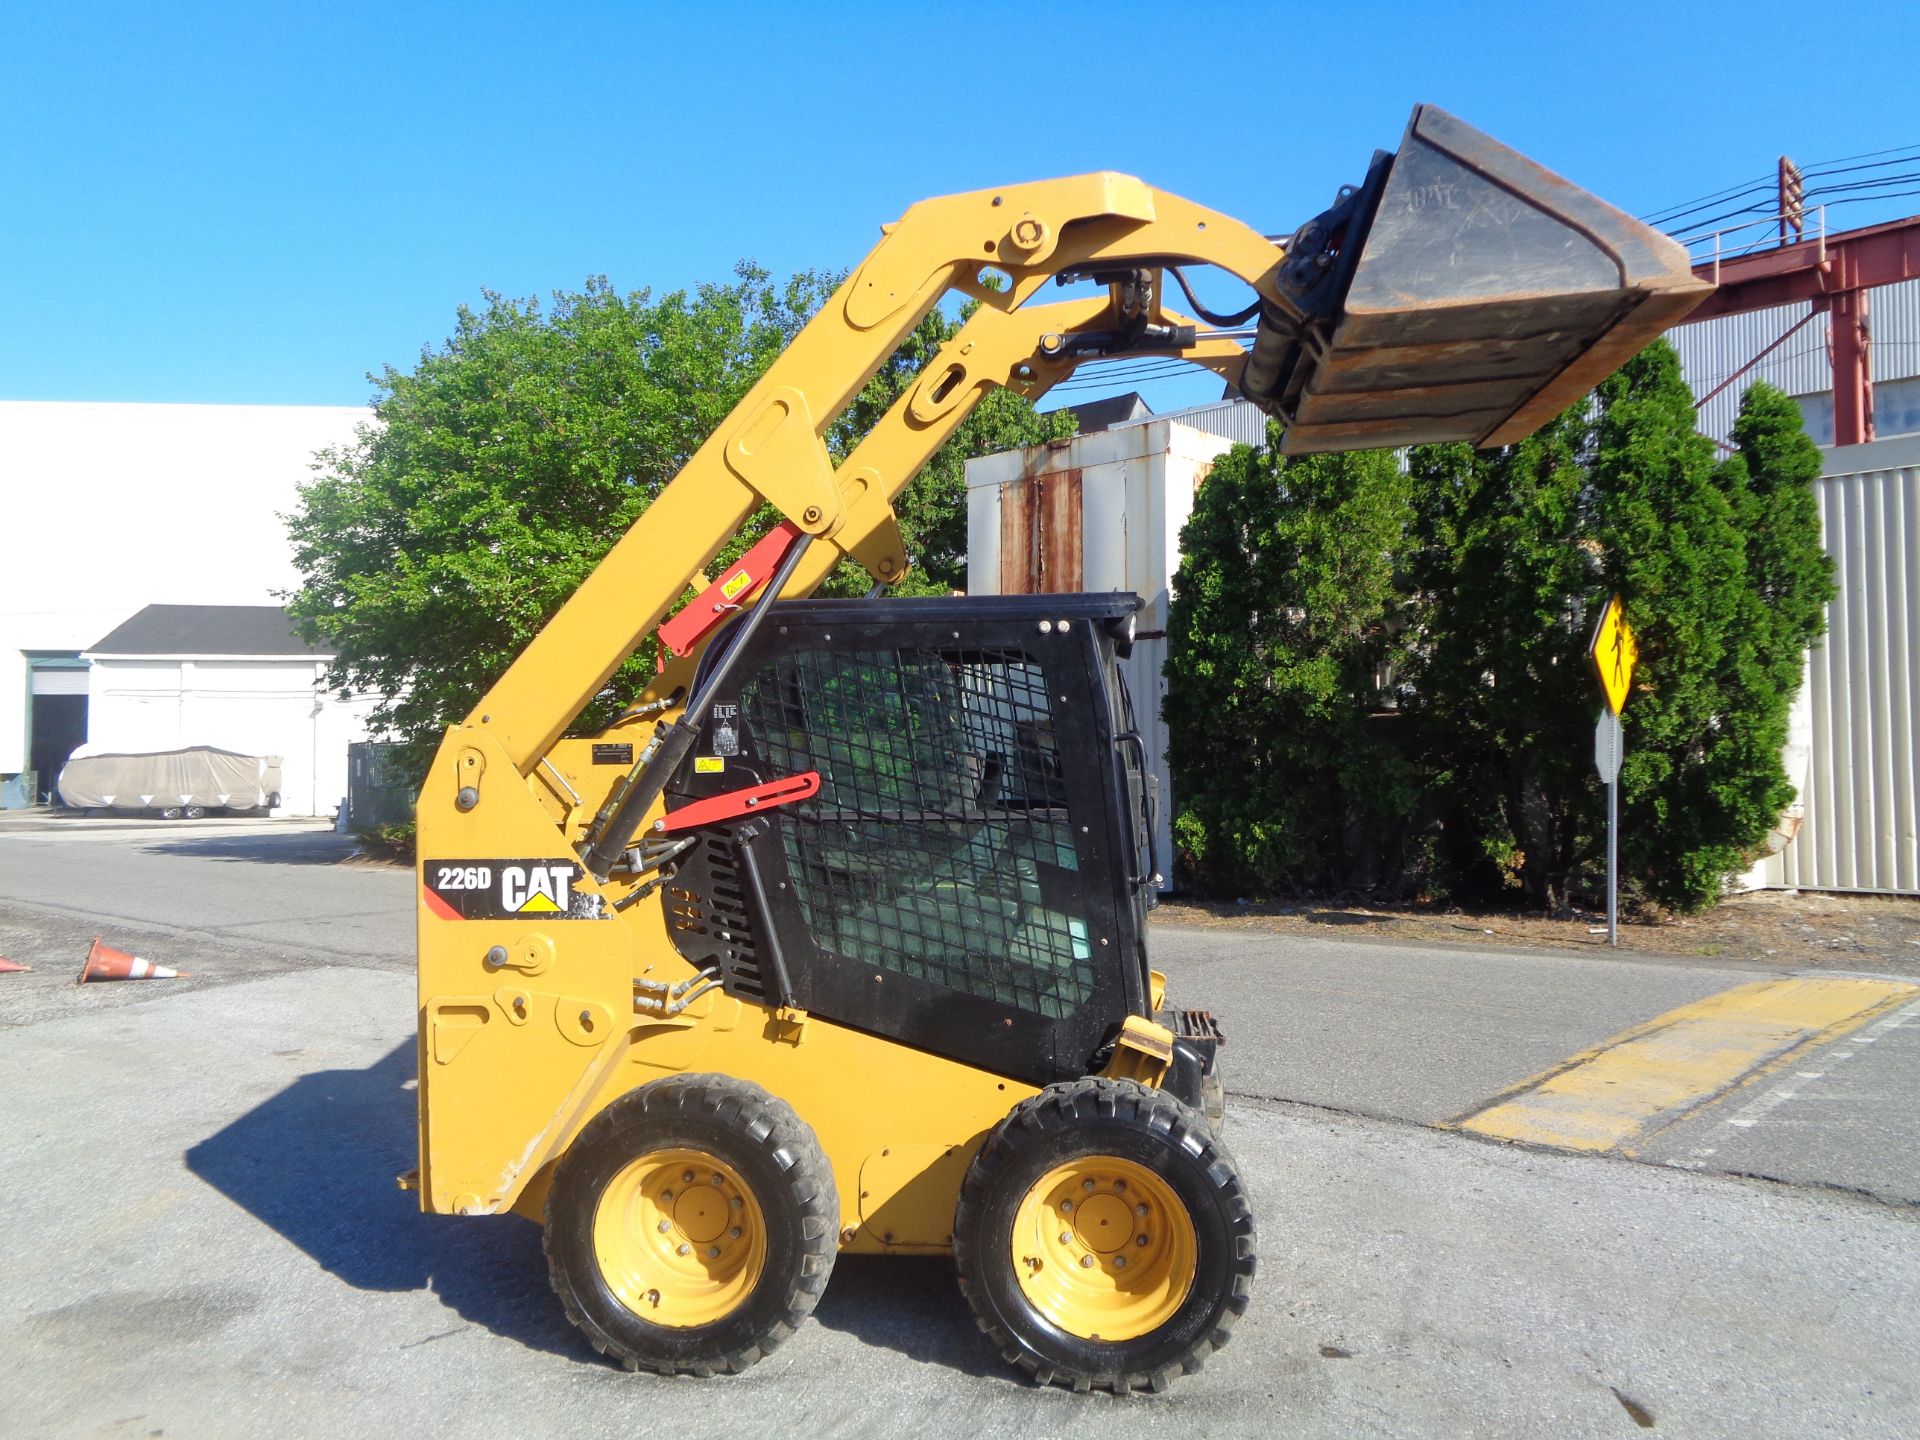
[1589,596,1638,948]
[1609,764,1618,946]
[1594,708,1623,945]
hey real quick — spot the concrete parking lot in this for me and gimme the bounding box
[2,812,1917,1437]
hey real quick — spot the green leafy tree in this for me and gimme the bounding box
[1716,382,1836,701]
[1400,408,1602,907]
[1587,343,1753,909]
[1163,436,1416,895]
[1404,344,1833,912]
[287,270,1070,764]
[1604,374,1833,908]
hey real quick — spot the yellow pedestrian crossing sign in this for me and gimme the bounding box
[1589,594,1638,715]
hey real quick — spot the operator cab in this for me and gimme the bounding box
[661,592,1159,1087]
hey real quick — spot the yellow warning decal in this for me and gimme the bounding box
[720,569,754,601]
[515,891,562,913]
[694,756,725,774]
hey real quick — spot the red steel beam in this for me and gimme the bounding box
[1682,214,1920,320]
[1830,286,1873,446]
[1674,213,1920,445]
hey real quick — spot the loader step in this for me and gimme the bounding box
[1174,1009,1224,1045]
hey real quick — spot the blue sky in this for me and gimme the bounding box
[4,1,1916,415]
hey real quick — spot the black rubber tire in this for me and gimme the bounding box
[953,1077,1255,1393]
[544,1073,839,1375]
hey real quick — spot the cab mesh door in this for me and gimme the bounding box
[741,646,1096,1021]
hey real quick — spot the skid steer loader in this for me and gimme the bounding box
[407,104,1708,1391]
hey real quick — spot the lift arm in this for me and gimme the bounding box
[464,172,1284,775]
[448,102,1709,849]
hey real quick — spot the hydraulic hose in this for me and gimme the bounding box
[580,530,814,879]
[1166,265,1263,328]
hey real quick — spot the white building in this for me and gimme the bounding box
[80,604,379,819]
[0,400,372,810]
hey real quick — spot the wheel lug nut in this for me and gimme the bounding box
[1059,1231,1072,1244]
[682,1170,694,1184]
[1135,1203,1148,1217]
[1114,1256,1127,1269]
[1114,1179,1127,1193]
[657,1220,671,1233]
[1079,1255,1095,1269]
[677,1243,691,1256]
[662,1190,673,1204]
[1082,1179,1095,1191]
[1136,1234,1150,1247]
[708,1246,721,1259]
[730,1227,742,1239]
[731,1197,743,1209]
[712,1173,724,1186]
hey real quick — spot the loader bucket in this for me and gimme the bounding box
[1241,104,1712,454]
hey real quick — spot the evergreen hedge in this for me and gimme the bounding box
[1165,342,1835,913]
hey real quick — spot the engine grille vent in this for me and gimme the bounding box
[663,834,765,1000]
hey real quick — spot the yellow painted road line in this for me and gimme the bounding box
[1447,977,1919,1152]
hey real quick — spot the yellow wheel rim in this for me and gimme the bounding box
[592,1147,767,1328]
[1010,1156,1196,1342]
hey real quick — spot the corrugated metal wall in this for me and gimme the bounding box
[1869,280,1920,383]
[1761,440,1920,894]
[1670,301,1829,443]
[1103,397,1271,449]
[1672,277,1920,443]
[1673,276,1920,894]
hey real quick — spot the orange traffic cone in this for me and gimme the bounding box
[77,937,187,983]
[0,956,30,973]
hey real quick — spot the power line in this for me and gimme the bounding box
[1797,144,1920,177]
[1644,142,1920,230]
[1802,143,1920,178]
[1050,361,1190,384]
[1645,146,1920,222]
[1645,180,1777,227]
[1666,169,1920,244]
[1819,184,1920,211]
[1050,368,1196,394]
[1672,177,1920,245]
[1047,352,1240,390]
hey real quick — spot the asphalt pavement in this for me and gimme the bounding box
[1,811,1917,1437]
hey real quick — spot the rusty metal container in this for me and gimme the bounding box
[1241,104,1712,454]
[965,421,1238,885]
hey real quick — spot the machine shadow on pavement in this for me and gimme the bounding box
[184,1040,583,1361]
[147,830,369,866]
[183,1039,1009,1379]
[808,1256,1007,1382]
